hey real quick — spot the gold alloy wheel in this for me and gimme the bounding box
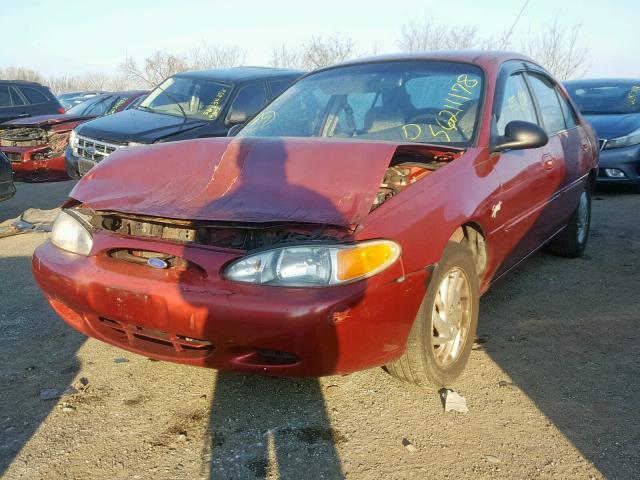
[431,266,472,367]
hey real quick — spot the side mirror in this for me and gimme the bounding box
[492,120,548,153]
[227,124,244,137]
[225,109,248,127]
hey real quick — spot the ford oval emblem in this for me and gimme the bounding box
[85,146,96,156]
[147,257,168,269]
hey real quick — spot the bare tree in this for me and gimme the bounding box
[269,44,302,69]
[0,66,44,83]
[398,19,483,51]
[188,44,246,69]
[521,19,588,80]
[119,50,189,88]
[299,35,354,69]
[120,45,247,88]
[268,35,354,70]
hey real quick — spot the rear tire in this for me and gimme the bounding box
[385,242,479,387]
[548,187,591,258]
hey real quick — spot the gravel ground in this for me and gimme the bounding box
[0,181,638,480]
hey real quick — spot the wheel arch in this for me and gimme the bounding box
[447,220,489,282]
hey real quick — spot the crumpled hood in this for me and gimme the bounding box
[3,114,94,127]
[70,137,401,227]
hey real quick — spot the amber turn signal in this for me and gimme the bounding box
[336,241,401,282]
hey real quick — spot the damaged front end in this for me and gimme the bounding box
[0,122,77,181]
[64,139,463,275]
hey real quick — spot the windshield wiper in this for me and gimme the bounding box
[153,85,188,121]
[136,105,155,113]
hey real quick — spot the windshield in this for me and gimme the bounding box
[65,94,112,115]
[239,61,483,146]
[565,82,640,114]
[138,76,230,121]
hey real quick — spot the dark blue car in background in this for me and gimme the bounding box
[565,79,640,192]
[65,67,303,178]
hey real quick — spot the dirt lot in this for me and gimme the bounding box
[0,180,638,480]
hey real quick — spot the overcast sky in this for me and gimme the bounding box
[1,0,638,79]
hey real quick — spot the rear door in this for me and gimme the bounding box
[522,71,569,236]
[490,63,562,276]
[526,68,592,223]
[0,85,22,122]
[16,85,62,116]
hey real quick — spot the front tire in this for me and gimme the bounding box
[548,187,591,258]
[385,242,479,387]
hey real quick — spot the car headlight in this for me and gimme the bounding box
[604,127,640,149]
[68,129,78,148]
[224,240,401,287]
[51,210,93,256]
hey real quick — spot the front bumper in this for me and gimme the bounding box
[1,145,69,182]
[596,142,640,185]
[32,233,427,377]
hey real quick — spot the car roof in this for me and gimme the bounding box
[0,79,46,87]
[564,78,640,86]
[175,66,305,83]
[314,50,537,72]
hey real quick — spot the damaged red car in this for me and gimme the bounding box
[1,91,146,181]
[32,52,598,386]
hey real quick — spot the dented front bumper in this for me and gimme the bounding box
[1,145,69,181]
[32,232,427,377]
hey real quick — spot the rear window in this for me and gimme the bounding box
[18,86,49,105]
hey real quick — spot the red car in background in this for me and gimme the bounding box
[0,91,146,181]
[33,52,598,386]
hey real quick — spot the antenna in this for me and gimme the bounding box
[501,0,530,50]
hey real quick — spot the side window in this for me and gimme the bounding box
[556,89,577,129]
[269,79,293,98]
[18,86,48,105]
[0,86,12,108]
[496,73,537,135]
[84,97,115,116]
[527,74,566,135]
[229,83,268,120]
[10,87,26,106]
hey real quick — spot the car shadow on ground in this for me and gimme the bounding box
[477,188,639,478]
[0,254,85,475]
[0,179,75,223]
[204,373,344,479]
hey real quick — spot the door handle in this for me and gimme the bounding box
[17,113,30,118]
[542,154,555,170]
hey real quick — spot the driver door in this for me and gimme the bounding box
[490,66,560,277]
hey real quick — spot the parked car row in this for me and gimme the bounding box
[57,91,107,110]
[33,51,601,386]
[64,67,303,178]
[0,90,147,181]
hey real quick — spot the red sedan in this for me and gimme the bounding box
[32,52,597,386]
[1,91,146,182]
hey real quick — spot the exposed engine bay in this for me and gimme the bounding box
[373,146,460,209]
[80,144,462,251]
[0,126,71,158]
